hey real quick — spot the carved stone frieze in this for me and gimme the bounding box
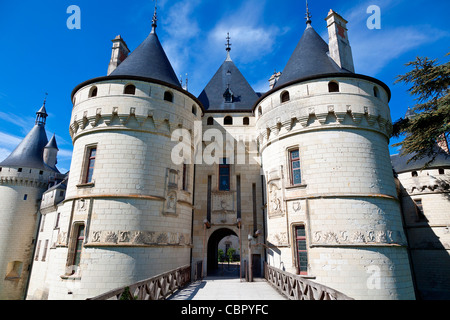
[88,230,191,246]
[312,229,405,246]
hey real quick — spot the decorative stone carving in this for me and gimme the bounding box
[164,191,177,215]
[212,192,234,212]
[292,201,301,213]
[88,230,191,246]
[268,182,283,218]
[311,229,405,246]
[104,231,118,244]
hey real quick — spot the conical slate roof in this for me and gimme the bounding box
[274,24,351,88]
[198,55,259,112]
[45,133,59,150]
[0,124,49,170]
[109,31,181,88]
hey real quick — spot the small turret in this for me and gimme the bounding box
[43,133,59,169]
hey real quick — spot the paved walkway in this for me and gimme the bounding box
[168,277,287,300]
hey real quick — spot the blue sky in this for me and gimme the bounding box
[0,0,448,173]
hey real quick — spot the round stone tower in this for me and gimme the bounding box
[33,11,202,299]
[0,104,60,300]
[255,10,416,299]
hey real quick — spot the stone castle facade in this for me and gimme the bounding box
[0,7,449,300]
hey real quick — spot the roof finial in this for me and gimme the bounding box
[151,0,158,33]
[225,33,232,61]
[36,93,48,126]
[305,0,312,26]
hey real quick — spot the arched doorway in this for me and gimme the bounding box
[207,228,240,277]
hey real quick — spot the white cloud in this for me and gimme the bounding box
[351,25,449,75]
[0,148,11,162]
[0,131,22,148]
[58,149,73,160]
[330,0,450,76]
[0,111,34,135]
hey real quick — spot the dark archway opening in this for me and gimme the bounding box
[207,228,240,278]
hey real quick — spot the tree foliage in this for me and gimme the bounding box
[392,52,450,167]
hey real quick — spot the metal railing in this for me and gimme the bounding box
[264,263,353,300]
[87,265,191,300]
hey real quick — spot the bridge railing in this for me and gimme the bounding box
[264,263,353,300]
[87,264,191,300]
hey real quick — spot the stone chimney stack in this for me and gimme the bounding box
[107,35,130,75]
[268,71,282,90]
[325,10,355,73]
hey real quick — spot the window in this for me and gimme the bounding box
[295,226,308,275]
[223,86,234,103]
[23,194,28,201]
[182,163,188,191]
[258,106,262,117]
[71,224,85,275]
[40,214,45,232]
[192,105,197,116]
[328,81,339,93]
[224,116,233,125]
[413,199,426,221]
[281,91,290,103]
[164,91,174,102]
[243,117,250,125]
[84,147,97,183]
[18,168,22,173]
[219,158,230,191]
[42,240,49,261]
[89,86,98,98]
[412,171,418,177]
[54,212,61,229]
[373,86,379,98]
[207,117,214,125]
[124,84,136,95]
[289,149,301,185]
[35,240,41,261]
[439,168,445,175]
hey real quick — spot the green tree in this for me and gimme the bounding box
[226,248,236,262]
[392,52,450,167]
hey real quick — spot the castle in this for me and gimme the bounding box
[0,6,449,300]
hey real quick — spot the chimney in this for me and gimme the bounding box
[437,134,449,154]
[107,35,130,75]
[268,71,282,90]
[325,10,355,73]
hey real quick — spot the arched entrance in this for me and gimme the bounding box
[207,228,240,277]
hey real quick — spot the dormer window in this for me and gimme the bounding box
[223,85,234,103]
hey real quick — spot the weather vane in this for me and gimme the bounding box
[151,0,158,32]
[226,33,232,52]
[306,0,312,25]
